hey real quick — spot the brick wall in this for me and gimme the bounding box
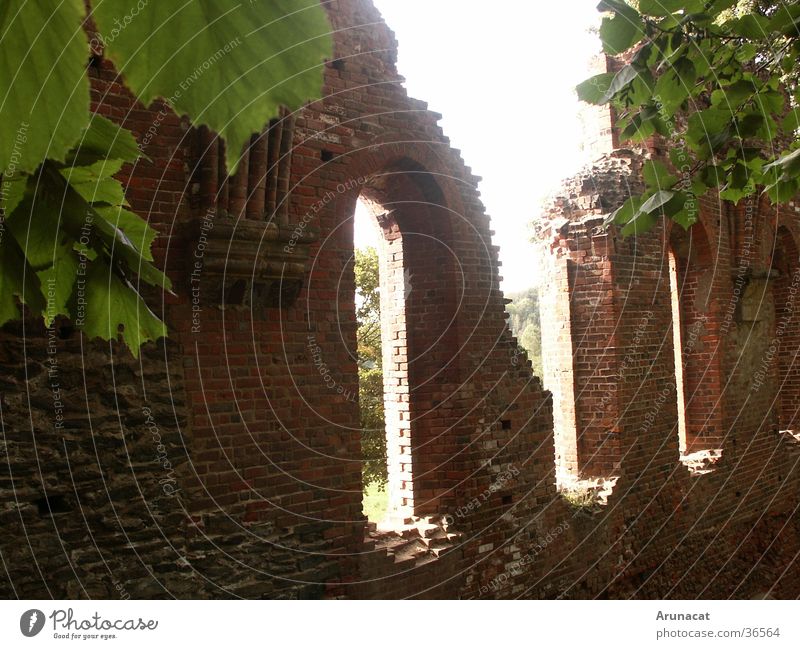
[536,142,800,598]
[1,1,798,599]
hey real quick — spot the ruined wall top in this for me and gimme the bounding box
[533,148,647,249]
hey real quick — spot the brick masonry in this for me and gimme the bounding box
[0,0,798,599]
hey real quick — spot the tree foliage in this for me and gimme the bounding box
[355,246,381,363]
[506,287,544,380]
[0,1,332,355]
[355,247,387,489]
[577,0,800,235]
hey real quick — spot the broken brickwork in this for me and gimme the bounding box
[1,1,798,599]
[537,64,800,595]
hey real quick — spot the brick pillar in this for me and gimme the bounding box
[539,219,625,479]
[377,223,414,518]
[540,251,578,479]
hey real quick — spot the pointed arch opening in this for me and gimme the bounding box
[668,222,723,471]
[351,158,461,526]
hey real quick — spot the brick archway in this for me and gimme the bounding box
[668,220,724,453]
[341,153,463,520]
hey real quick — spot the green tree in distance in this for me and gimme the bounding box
[355,246,387,490]
[0,1,332,354]
[506,287,544,380]
[577,0,800,236]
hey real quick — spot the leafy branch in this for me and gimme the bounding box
[577,0,800,235]
[0,0,332,354]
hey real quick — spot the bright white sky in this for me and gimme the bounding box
[354,0,601,293]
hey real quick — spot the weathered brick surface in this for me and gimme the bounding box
[536,142,800,598]
[1,1,798,599]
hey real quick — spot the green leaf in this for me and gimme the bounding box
[0,0,89,173]
[94,0,333,174]
[756,89,785,116]
[45,164,171,292]
[651,115,671,137]
[78,259,166,356]
[0,173,29,218]
[600,65,640,104]
[725,14,769,39]
[740,147,765,173]
[657,14,683,31]
[87,204,171,291]
[687,12,715,26]
[711,79,757,109]
[668,147,688,170]
[719,163,755,202]
[782,109,800,135]
[600,13,645,55]
[764,179,799,204]
[689,177,707,199]
[689,50,711,80]
[639,0,698,17]
[72,115,141,165]
[737,112,764,138]
[663,190,687,215]
[37,243,78,326]
[665,191,698,229]
[0,235,44,324]
[617,189,679,237]
[620,112,656,142]
[629,116,657,142]
[641,190,675,214]
[94,206,158,263]
[672,207,698,230]
[764,148,800,180]
[632,42,654,67]
[628,70,656,105]
[576,73,615,105]
[767,3,800,36]
[4,190,69,270]
[671,57,696,89]
[60,160,127,206]
[606,195,643,227]
[709,126,732,153]
[734,43,757,63]
[73,240,97,261]
[687,109,731,150]
[654,69,689,115]
[702,165,724,188]
[620,210,657,237]
[643,159,677,190]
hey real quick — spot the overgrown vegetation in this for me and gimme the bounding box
[0,1,332,354]
[560,486,601,511]
[506,286,544,379]
[362,481,389,522]
[577,0,800,235]
[355,247,388,492]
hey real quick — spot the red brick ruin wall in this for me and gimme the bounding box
[1,0,799,599]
